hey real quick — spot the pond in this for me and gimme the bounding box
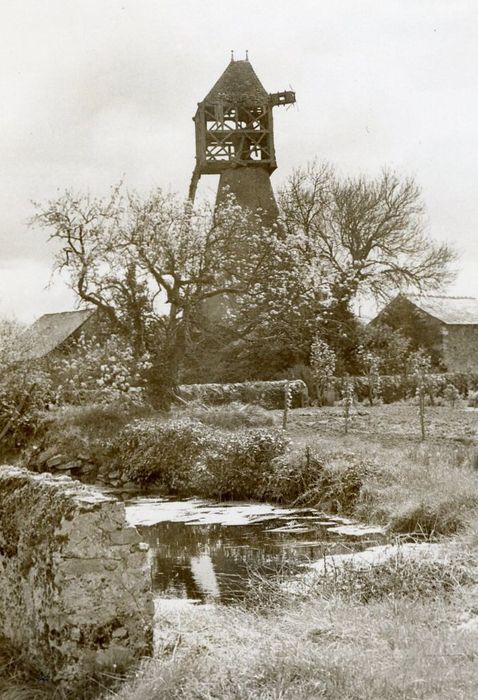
[125,498,386,605]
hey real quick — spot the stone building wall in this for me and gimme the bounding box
[442,325,478,372]
[0,466,153,687]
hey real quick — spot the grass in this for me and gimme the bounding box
[0,635,131,700]
[22,402,478,537]
[277,403,478,536]
[5,401,478,698]
[174,401,275,430]
[107,563,478,700]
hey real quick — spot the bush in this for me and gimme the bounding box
[468,390,478,408]
[111,419,288,497]
[388,497,478,536]
[178,380,308,409]
[444,383,460,407]
[116,418,211,489]
[199,429,288,500]
[265,446,374,514]
[46,333,152,405]
[177,402,275,430]
[0,368,54,456]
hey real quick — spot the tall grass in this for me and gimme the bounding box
[275,436,478,536]
[108,580,478,700]
[174,401,275,430]
[0,636,103,700]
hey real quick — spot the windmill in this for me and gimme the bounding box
[189,53,295,226]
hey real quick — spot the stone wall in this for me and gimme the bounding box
[442,325,478,372]
[0,466,153,687]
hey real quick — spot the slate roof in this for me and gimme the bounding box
[203,59,269,105]
[402,295,478,325]
[17,309,97,361]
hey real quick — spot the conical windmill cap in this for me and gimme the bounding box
[203,60,269,105]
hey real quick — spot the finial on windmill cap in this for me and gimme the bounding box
[246,50,249,61]
[230,50,234,62]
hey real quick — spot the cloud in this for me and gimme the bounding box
[1,0,478,322]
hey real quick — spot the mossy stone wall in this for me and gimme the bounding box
[0,466,153,687]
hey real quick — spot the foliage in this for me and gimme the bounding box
[279,162,456,304]
[443,383,460,407]
[333,371,478,405]
[199,429,288,500]
[46,333,152,405]
[0,319,54,455]
[282,380,292,429]
[32,187,285,393]
[115,418,211,488]
[341,377,355,434]
[265,446,373,514]
[0,368,53,456]
[468,390,478,408]
[110,416,288,497]
[0,318,24,368]
[409,349,434,439]
[356,345,381,405]
[310,336,336,405]
[359,323,411,375]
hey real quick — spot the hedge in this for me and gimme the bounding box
[177,380,308,410]
[333,372,478,404]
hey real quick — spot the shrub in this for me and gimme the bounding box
[332,372,478,405]
[46,333,152,405]
[356,346,382,405]
[443,383,460,407]
[468,390,478,408]
[199,429,288,500]
[388,497,478,536]
[361,323,411,375]
[0,368,54,456]
[112,419,288,497]
[116,418,212,489]
[310,337,336,405]
[265,446,374,514]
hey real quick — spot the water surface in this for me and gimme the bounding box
[125,498,385,604]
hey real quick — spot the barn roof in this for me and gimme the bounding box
[17,309,97,361]
[203,59,269,105]
[401,294,478,325]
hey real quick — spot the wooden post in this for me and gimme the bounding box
[282,380,290,430]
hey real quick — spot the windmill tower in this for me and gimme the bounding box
[189,54,295,225]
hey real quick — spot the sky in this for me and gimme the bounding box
[1,0,478,322]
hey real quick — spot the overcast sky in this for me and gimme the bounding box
[1,0,477,322]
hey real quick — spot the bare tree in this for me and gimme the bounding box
[279,163,457,306]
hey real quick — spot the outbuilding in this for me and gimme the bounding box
[371,294,478,372]
[17,308,98,362]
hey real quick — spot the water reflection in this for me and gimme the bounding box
[126,499,385,604]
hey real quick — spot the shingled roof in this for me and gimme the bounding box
[401,295,478,325]
[17,309,97,361]
[203,59,269,105]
